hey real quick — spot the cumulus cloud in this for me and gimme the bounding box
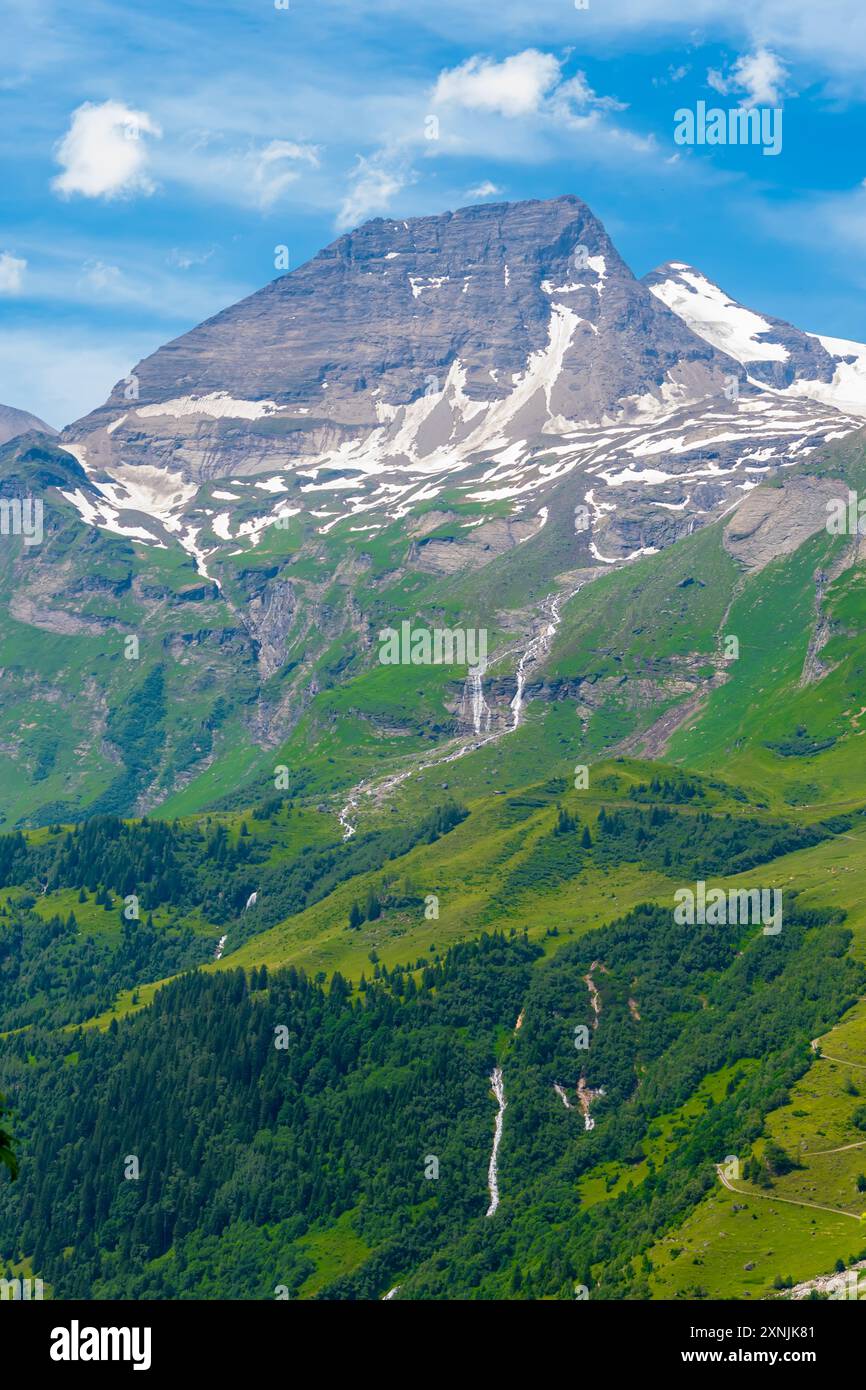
[708,48,789,106]
[465,180,504,199]
[52,101,162,199]
[0,252,27,294]
[252,140,320,209]
[336,152,413,230]
[432,50,627,132]
[433,50,561,117]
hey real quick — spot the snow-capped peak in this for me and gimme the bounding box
[645,263,789,364]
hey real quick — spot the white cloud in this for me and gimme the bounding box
[433,50,561,117]
[79,260,125,295]
[707,48,789,106]
[653,64,691,87]
[166,247,215,270]
[0,252,27,294]
[252,140,320,209]
[549,72,628,118]
[327,2,866,93]
[465,181,503,199]
[432,51,627,140]
[337,153,413,230]
[52,100,162,199]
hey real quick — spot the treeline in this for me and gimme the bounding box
[594,805,829,878]
[1,887,860,1300]
[0,906,209,1030]
[234,800,468,947]
[1,785,862,1300]
[0,799,468,960]
[0,816,266,922]
[480,800,837,926]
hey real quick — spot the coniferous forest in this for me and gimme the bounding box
[2,799,863,1299]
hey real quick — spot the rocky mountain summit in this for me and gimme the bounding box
[56,195,866,571]
[3,194,866,826]
[643,261,866,403]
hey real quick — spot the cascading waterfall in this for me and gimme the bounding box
[485,1067,507,1217]
[462,661,493,735]
[509,591,566,729]
[338,583,582,835]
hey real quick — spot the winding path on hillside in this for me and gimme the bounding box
[715,1164,862,1221]
[804,1139,866,1157]
[816,1050,866,1072]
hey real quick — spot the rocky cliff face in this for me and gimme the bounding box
[55,196,866,579]
[69,196,730,442]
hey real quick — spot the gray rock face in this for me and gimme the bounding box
[245,578,298,679]
[722,476,849,572]
[410,515,543,574]
[62,197,737,500]
[73,197,729,434]
[56,197,866,579]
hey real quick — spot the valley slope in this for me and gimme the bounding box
[2,196,866,1301]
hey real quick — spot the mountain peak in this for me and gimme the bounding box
[0,402,57,447]
[51,195,866,574]
[642,262,866,411]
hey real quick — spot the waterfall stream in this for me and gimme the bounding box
[338,583,582,836]
[485,1067,507,1217]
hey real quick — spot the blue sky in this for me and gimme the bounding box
[2,0,866,427]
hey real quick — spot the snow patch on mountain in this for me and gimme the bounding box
[648,263,866,420]
[50,202,866,579]
[136,392,280,420]
[255,476,289,492]
[781,334,866,417]
[648,266,789,363]
[96,463,199,526]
